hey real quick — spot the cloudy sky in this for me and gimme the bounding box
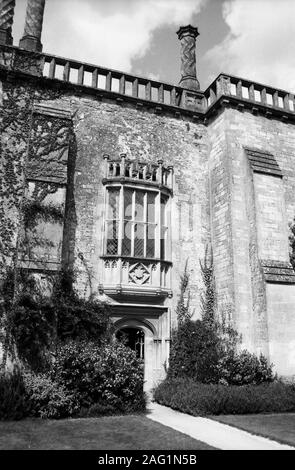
[12,0,295,91]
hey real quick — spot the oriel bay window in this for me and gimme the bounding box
[102,156,173,296]
[105,186,170,261]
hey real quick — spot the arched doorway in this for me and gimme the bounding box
[114,318,156,391]
[116,328,145,359]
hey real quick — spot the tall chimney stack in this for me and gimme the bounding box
[0,0,15,45]
[177,25,200,91]
[19,0,46,52]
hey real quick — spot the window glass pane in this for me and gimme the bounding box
[160,226,167,259]
[108,188,120,219]
[147,192,156,223]
[122,221,132,256]
[146,224,156,258]
[161,194,168,225]
[135,191,144,221]
[106,186,169,261]
[106,221,119,255]
[124,188,133,220]
[134,223,144,257]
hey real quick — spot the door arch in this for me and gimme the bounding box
[114,318,155,391]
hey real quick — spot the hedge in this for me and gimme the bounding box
[154,378,295,415]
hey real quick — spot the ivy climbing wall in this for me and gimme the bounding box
[0,80,34,272]
[20,106,72,270]
[0,78,72,274]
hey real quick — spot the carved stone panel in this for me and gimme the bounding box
[129,262,150,285]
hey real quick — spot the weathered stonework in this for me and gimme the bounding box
[1,22,295,385]
[208,107,295,368]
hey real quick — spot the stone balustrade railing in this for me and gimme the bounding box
[39,55,295,117]
[1,44,295,118]
[103,154,173,191]
[42,52,203,109]
[204,74,295,114]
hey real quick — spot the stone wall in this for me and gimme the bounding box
[266,283,295,379]
[0,79,34,271]
[34,92,211,322]
[208,106,295,375]
[1,68,295,379]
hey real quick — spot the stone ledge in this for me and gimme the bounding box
[33,103,72,120]
[102,284,172,299]
[260,259,295,284]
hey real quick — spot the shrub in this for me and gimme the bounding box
[217,350,274,385]
[154,378,295,415]
[168,319,220,383]
[10,295,54,372]
[1,268,112,373]
[0,367,31,420]
[53,340,146,413]
[171,259,274,386]
[168,317,274,386]
[23,371,79,419]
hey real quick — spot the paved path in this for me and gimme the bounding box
[147,402,295,450]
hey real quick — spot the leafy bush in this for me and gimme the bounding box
[168,317,274,385]
[23,371,79,419]
[10,294,54,372]
[1,268,112,372]
[170,255,274,386]
[168,319,220,383]
[154,378,295,415]
[53,340,146,413]
[217,350,274,385]
[0,367,31,420]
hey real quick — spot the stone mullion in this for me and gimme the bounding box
[156,191,161,260]
[103,189,109,256]
[143,192,147,258]
[118,185,124,257]
[0,0,15,45]
[166,197,171,261]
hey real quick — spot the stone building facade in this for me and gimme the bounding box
[1,0,295,388]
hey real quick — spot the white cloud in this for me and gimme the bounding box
[18,0,206,72]
[205,0,295,92]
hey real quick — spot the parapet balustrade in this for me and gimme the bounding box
[39,54,295,117]
[204,74,295,114]
[103,154,173,191]
[41,52,204,109]
[1,45,295,117]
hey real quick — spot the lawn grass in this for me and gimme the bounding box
[0,415,215,450]
[211,413,295,447]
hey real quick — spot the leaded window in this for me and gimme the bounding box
[105,185,170,260]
